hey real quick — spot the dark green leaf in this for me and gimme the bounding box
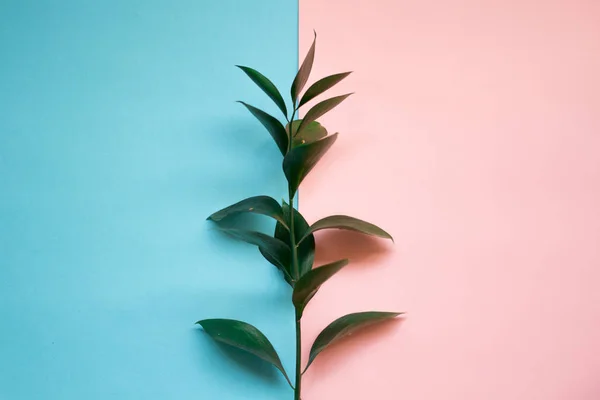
[297,227,316,278]
[237,66,288,117]
[218,228,290,276]
[291,31,316,105]
[282,201,315,279]
[286,119,328,147]
[295,94,352,138]
[298,72,352,107]
[197,319,292,386]
[283,133,338,198]
[259,246,293,285]
[260,200,295,285]
[293,259,348,318]
[299,215,393,244]
[305,312,401,371]
[208,196,287,228]
[260,201,314,284]
[238,102,288,156]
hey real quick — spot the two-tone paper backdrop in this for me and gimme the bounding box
[1,1,599,399]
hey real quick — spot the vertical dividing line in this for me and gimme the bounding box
[293,3,301,397]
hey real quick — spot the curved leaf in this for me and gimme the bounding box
[283,133,338,197]
[299,72,352,107]
[197,319,292,386]
[298,233,316,278]
[296,94,352,138]
[238,102,288,156]
[286,119,328,147]
[282,201,315,279]
[218,228,290,276]
[299,215,393,244]
[208,196,287,228]
[260,201,315,284]
[291,31,316,104]
[293,259,348,318]
[305,312,401,371]
[260,200,295,285]
[259,247,294,285]
[237,66,288,117]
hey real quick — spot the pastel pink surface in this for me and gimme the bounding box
[299,1,600,399]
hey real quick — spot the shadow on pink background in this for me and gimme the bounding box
[298,1,600,399]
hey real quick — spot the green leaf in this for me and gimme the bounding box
[305,312,401,371]
[260,201,315,284]
[259,247,294,285]
[218,228,291,277]
[298,72,352,107]
[260,201,295,285]
[237,102,288,156]
[197,319,292,387]
[291,31,316,105]
[293,259,348,318]
[281,201,315,278]
[295,94,352,138]
[237,66,288,117]
[286,119,328,147]
[283,133,338,198]
[299,215,393,244]
[207,196,287,228]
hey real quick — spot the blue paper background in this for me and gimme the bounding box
[0,1,298,398]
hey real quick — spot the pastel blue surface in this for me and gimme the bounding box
[0,1,298,399]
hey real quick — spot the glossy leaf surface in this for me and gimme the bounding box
[295,94,351,138]
[283,133,338,197]
[286,119,328,147]
[238,102,288,155]
[237,66,288,117]
[218,228,290,276]
[300,215,393,243]
[208,196,286,227]
[293,259,348,318]
[298,72,352,107]
[305,312,401,371]
[197,319,292,385]
[291,32,316,104]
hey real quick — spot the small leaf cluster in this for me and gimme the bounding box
[197,33,400,399]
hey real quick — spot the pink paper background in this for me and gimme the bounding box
[299,1,600,399]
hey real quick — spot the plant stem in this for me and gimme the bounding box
[288,105,301,399]
[294,308,302,400]
[288,105,300,278]
[288,186,301,399]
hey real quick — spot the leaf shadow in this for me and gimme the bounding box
[193,328,282,386]
[313,229,393,266]
[304,317,404,379]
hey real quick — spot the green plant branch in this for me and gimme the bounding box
[199,33,400,400]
